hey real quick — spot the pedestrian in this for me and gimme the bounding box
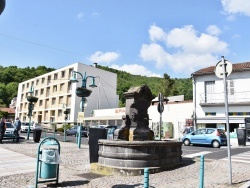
[14,117,21,142]
[0,117,6,144]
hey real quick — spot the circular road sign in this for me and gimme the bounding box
[215,60,233,78]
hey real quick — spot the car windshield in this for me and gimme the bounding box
[5,123,14,128]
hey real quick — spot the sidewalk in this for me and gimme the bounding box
[229,137,250,148]
[0,138,250,188]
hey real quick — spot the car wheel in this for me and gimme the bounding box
[183,139,190,146]
[212,140,220,148]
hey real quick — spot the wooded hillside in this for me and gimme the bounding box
[0,65,192,108]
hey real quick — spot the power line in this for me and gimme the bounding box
[0,33,85,57]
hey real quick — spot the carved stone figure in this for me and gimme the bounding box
[115,84,155,141]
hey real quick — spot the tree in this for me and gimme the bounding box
[163,73,175,97]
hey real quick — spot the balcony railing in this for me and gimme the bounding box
[199,91,250,105]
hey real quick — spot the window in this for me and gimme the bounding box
[39,100,43,106]
[27,83,29,88]
[205,81,215,103]
[36,79,39,85]
[52,98,56,105]
[51,110,55,116]
[53,85,57,92]
[54,73,58,80]
[35,90,38,96]
[42,78,45,84]
[206,129,215,134]
[41,89,44,95]
[59,96,63,104]
[61,71,65,78]
[58,110,62,116]
[60,83,64,91]
[47,76,51,85]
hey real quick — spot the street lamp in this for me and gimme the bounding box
[26,86,38,140]
[69,71,97,112]
[69,71,97,148]
[62,103,69,142]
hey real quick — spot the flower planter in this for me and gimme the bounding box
[64,110,69,114]
[27,96,38,103]
[76,87,92,97]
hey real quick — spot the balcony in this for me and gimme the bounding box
[199,91,250,106]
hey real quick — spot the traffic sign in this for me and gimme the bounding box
[157,102,164,113]
[215,60,232,78]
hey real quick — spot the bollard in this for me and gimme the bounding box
[199,155,204,188]
[78,126,81,149]
[144,168,149,188]
[43,130,46,138]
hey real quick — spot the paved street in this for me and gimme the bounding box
[0,138,250,188]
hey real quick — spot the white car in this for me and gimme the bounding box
[5,122,21,136]
[21,122,34,132]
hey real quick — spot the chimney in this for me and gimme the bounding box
[94,62,97,68]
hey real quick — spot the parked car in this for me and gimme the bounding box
[182,128,227,148]
[4,122,16,136]
[33,122,42,130]
[21,122,33,132]
[66,126,89,137]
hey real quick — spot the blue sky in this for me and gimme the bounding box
[1,0,250,78]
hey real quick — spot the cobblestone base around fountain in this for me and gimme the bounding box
[90,140,183,176]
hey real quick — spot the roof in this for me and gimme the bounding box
[192,62,250,76]
[0,108,15,113]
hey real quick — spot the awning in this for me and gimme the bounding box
[196,117,245,124]
[83,115,123,121]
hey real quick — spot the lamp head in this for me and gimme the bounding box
[28,86,34,94]
[69,73,79,83]
[89,77,97,88]
[80,98,88,111]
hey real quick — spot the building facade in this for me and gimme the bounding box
[15,62,119,127]
[192,62,250,137]
[83,99,193,140]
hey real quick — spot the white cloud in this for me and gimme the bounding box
[140,25,229,76]
[92,12,100,16]
[77,12,84,19]
[221,0,250,16]
[89,51,120,63]
[206,25,222,36]
[110,64,161,77]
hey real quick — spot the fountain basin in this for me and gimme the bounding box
[91,139,183,176]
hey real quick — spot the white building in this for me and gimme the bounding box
[192,62,250,137]
[84,97,193,140]
[16,62,119,127]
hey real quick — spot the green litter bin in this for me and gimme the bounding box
[40,148,60,179]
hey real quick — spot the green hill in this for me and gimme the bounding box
[0,65,192,108]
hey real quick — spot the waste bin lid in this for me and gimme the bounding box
[43,141,58,146]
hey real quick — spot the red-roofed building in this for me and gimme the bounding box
[192,61,250,138]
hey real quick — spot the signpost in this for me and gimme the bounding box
[215,56,233,185]
[158,93,164,140]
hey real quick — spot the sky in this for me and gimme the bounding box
[1,0,250,78]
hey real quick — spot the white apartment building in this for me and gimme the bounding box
[192,62,250,137]
[15,62,119,127]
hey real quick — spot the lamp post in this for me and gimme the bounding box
[70,71,97,148]
[62,103,69,142]
[26,86,38,140]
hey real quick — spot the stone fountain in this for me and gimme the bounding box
[90,85,183,176]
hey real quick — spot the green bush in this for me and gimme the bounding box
[56,128,64,133]
[62,123,71,130]
[50,123,57,132]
